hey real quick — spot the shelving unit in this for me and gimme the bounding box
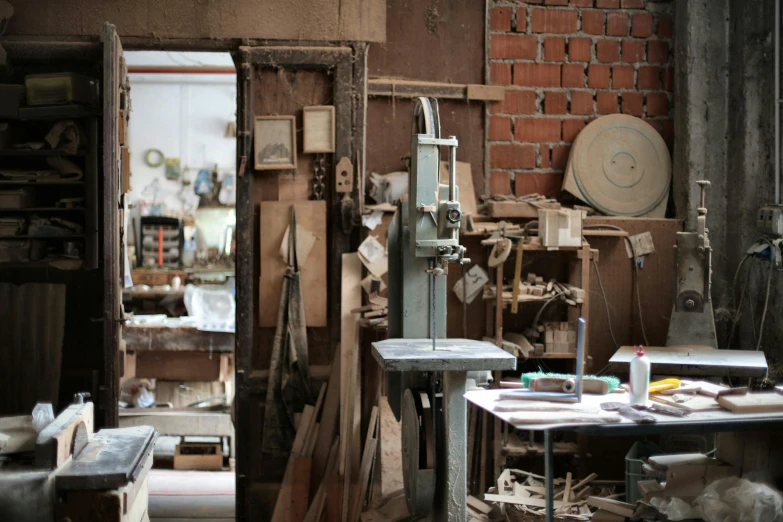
[0,101,98,269]
[481,237,596,480]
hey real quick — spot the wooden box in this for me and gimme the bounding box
[174,442,223,471]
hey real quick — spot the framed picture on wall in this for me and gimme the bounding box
[303,106,335,153]
[254,115,297,170]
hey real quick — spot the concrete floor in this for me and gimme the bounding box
[148,469,235,522]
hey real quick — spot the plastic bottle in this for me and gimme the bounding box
[629,345,651,405]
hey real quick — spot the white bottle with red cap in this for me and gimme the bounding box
[629,345,651,405]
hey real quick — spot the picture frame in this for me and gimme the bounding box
[303,105,335,153]
[254,115,297,170]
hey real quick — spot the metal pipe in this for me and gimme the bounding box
[449,141,457,201]
[776,0,781,204]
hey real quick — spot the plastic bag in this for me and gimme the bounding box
[650,496,700,520]
[31,402,54,433]
[695,477,783,522]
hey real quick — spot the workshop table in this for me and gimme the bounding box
[466,389,783,522]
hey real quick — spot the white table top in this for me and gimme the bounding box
[465,389,783,433]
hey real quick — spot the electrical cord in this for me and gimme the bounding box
[726,255,754,347]
[591,258,619,351]
[756,254,774,351]
[624,237,649,346]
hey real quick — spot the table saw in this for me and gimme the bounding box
[0,400,156,522]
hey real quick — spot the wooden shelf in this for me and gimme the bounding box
[0,207,85,212]
[0,234,85,239]
[0,259,83,271]
[0,149,87,157]
[0,180,84,185]
[18,104,100,121]
[533,353,577,359]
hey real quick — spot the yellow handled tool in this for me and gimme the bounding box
[649,378,681,394]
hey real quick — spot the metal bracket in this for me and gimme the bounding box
[335,157,354,193]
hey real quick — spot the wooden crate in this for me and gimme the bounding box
[174,442,223,471]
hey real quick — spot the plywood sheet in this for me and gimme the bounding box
[258,201,327,327]
[440,160,478,217]
[583,217,682,372]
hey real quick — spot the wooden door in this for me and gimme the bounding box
[100,22,128,427]
[233,44,367,521]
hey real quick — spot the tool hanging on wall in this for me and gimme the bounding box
[313,153,326,200]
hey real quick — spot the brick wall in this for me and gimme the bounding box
[488,0,674,197]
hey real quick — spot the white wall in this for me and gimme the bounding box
[126,52,237,213]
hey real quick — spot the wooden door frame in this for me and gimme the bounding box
[233,43,366,521]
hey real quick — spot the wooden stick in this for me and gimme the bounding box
[558,472,572,502]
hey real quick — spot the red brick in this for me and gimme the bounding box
[489,171,512,195]
[540,144,551,168]
[612,65,634,89]
[663,67,674,91]
[587,64,610,88]
[621,0,645,7]
[621,39,645,62]
[491,89,537,114]
[596,0,620,7]
[581,11,605,35]
[490,116,512,140]
[644,119,662,133]
[544,37,566,61]
[491,143,536,169]
[531,7,579,34]
[514,63,561,87]
[491,34,537,59]
[596,91,619,114]
[568,37,592,62]
[648,40,669,64]
[524,0,545,3]
[596,40,619,62]
[545,91,568,115]
[562,63,586,87]
[514,118,561,142]
[551,145,571,169]
[570,0,593,6]
[662,118,674,146]
[646,92,669,116]
[657,14,673,39]
[621,92,644,116]
[637,66,660,89]
[545,0,569,4]
[606,12,628,36]
[563,119,587,141]
[631,13,654,37]
[570,90,594,115]
[517,8,528,32]
[491,62,512,86]
[491,7,513,32]
[515,173,564,197]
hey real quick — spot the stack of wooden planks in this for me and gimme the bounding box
[271,252,380,522]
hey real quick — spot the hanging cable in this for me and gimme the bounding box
[591,259,619,350]
[624,237,649,345]
[756,256,774,351]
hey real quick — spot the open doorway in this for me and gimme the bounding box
[118,50,237,522]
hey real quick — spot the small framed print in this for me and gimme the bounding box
[254,115,297,170]
[303,105,335,153]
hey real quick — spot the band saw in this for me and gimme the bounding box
[371,98,517,521]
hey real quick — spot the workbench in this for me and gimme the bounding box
[466,389,783,522]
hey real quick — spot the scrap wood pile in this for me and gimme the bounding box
[353,297,388,329]
[485,469,631,521]
[483,275,585,306]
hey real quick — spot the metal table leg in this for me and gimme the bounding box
[441,370,468,522]
[545,430,554,522]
